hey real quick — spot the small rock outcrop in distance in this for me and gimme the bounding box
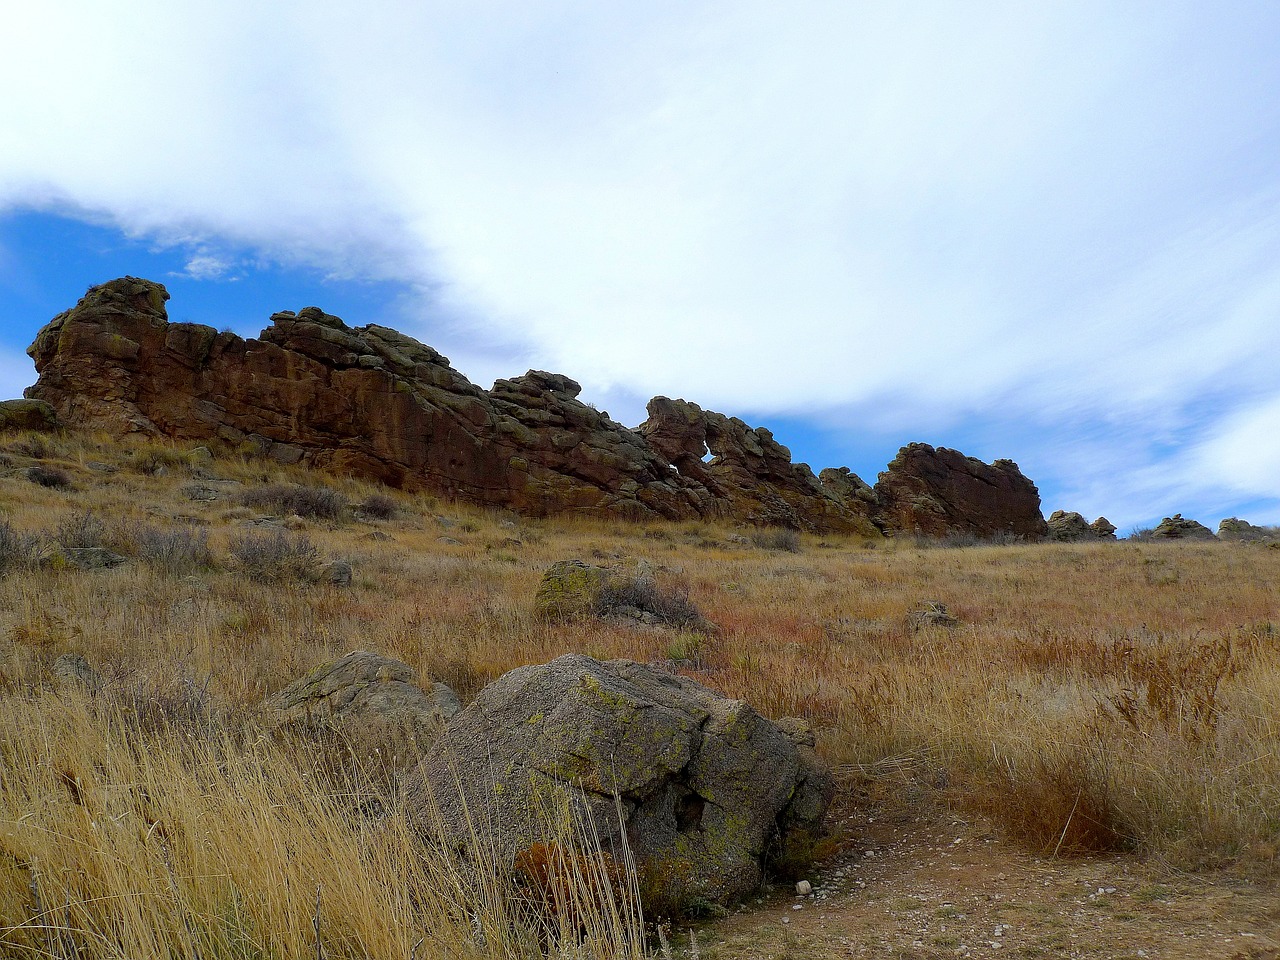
[266,650,460,770]
[26,278,1051,538]
[407,654,833,914]
[1217,518,1279,542]
[0,399,58,432]
[1047,510,1118,542]
[873,443,1049,540]
[1151,514,1216,541]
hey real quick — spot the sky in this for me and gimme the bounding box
[2,1,1279,532]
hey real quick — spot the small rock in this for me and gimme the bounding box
[437,536,462,546]
[795,880,813,896]
[321,559,353,587]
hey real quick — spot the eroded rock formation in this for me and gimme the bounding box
[1047,510,1118,542]
[639,397,878,534]
[874,443,1049,540]
[1151,514,1216,540]
[26,277,1051,538]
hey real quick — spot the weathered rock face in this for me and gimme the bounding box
[266,651,460,769]
[639,397,879,534]
[874,443,1049,540]
[1217,518,1278,542]
[27,278,1050,537]
[1151,514,1216,540]
[1047,510,1118,542]
[408,654,833,913]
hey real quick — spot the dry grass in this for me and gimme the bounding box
[2,428,1280,953]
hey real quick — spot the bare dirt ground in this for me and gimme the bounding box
[679,778,1280,960]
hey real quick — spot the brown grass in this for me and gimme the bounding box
[2,428,1280,952]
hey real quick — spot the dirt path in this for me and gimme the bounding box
[681,785,1280,960]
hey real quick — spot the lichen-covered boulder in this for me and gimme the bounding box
[0,399,58,432]
[407,654,833,913]
[266,651,460,769]
[534,559,712,630]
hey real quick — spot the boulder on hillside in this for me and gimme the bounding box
[407,654,834,913]
[1151,514,1216,541]
[266,651,460,770]
[534,559,714,631]
[1047,511,1118,542]
[873,443,1048,540]
[0,399,58,432]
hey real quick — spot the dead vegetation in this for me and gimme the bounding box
[0,427,1279,956]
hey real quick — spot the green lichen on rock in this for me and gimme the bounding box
[533,559,609,620]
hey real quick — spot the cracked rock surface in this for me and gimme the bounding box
[407,654,833,912]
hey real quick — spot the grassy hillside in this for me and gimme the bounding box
[1,428,1278,958]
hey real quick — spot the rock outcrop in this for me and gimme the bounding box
[408,654,833,913]
[266,651,460,769]
[1217,518,1278,542]
[639,397,878,534]
[26,278,1051,538]
[1151,514,1216,541]
[1047,510,1118,542]
[873,443,1048,540]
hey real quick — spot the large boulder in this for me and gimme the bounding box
[266,651,460,769]
[0,399,58,432]
[407,655,833,913]
[873,443,1048,540]
[1047,511,1118,542]
[1151,514,1216,541]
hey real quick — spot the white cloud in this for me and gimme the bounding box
[2,1,1280,523]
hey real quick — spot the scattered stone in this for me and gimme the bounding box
[266,651,460,771]
[796,880,814,896]
[1151,514,1216,540]
[436,536,462,546]
[85,461,118,473]
[183,482,220,502]
[408,654,834,914]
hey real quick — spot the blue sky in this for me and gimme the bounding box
[2,1,1279,531]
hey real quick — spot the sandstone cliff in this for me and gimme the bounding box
[25,277,1049,538]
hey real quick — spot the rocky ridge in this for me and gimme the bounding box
[26,277,1049,538]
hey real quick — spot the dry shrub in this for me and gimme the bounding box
[594,574,704,628]
[978,742,1127,856]
[357,492,398,520]
[25,464,71,489]
[0,521,41,577]
[228,529,320,581]
[112,521,215,574]
[750,528,801,552]
[239,482,347,519]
